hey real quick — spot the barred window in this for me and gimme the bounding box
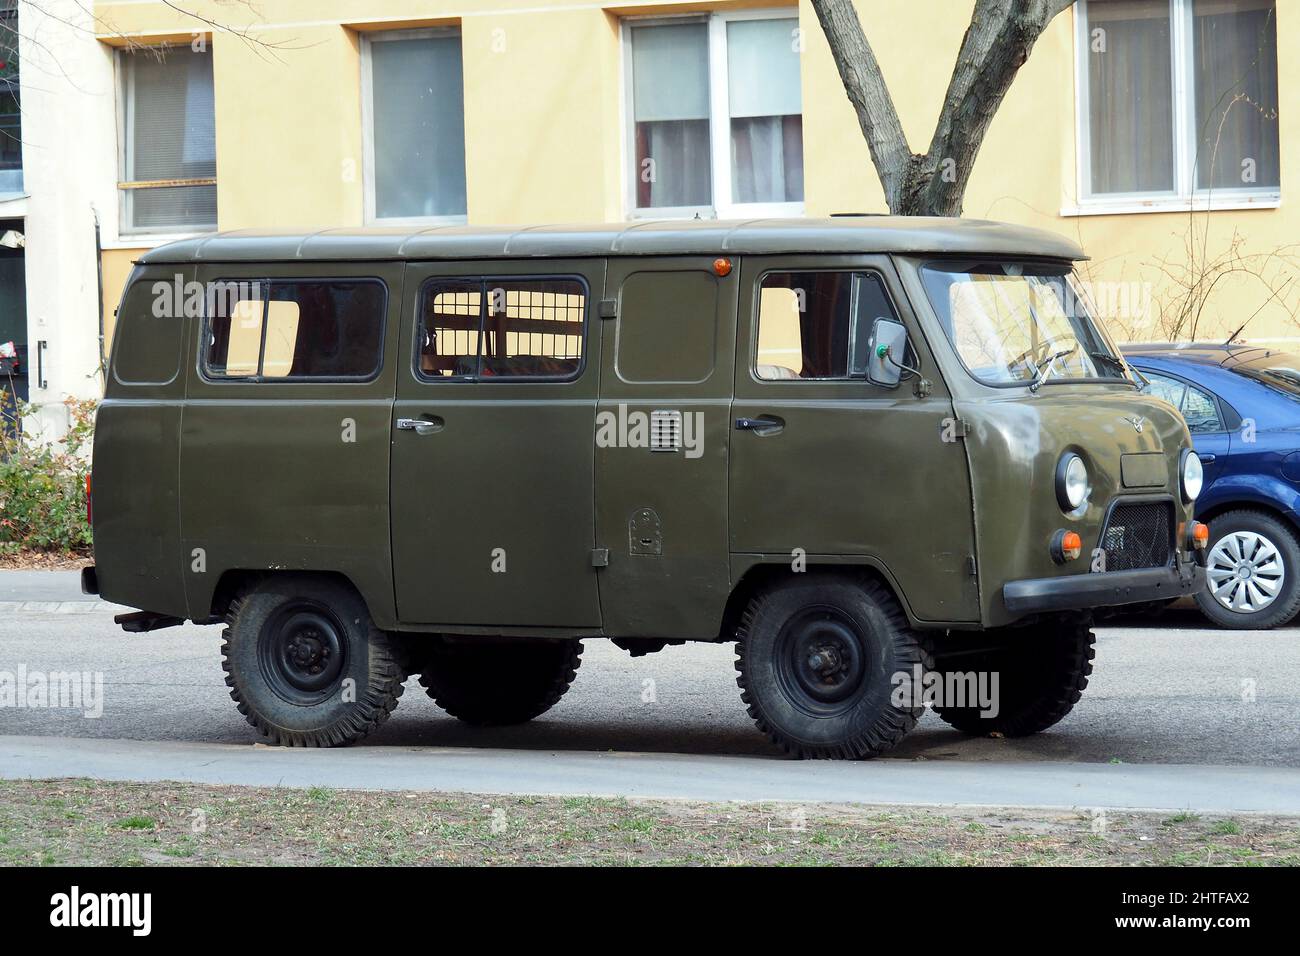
[418,278,586,380]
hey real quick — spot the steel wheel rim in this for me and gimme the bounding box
[258,603,348,705]
[774,605,869,718]
[1206,530,1285,613]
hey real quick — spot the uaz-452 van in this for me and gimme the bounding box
[85,218,1208,758]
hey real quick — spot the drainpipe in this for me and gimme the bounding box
[93,206,105,389]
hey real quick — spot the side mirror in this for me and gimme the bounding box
[864,318,909,388]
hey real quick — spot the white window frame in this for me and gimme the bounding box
[621,8,803,220]
[360,27,468,227]
[1070,0,1281,217]
[115,45,218,240]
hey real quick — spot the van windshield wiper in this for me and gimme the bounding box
[1090,351,1147,387]
[1029,346,1077,392]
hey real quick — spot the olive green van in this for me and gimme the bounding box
[85,217,1208,758]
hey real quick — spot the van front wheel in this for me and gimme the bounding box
[416,638,583,726]
[928,617,1094,737]
[735,575,926,759]
[221,577,406,747]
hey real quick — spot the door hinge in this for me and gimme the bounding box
[913,377,933,399]
[598,298,618,320]
[590,548,610,568]
[944,417,971,440]
[967,555,978,577]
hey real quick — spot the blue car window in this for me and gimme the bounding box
[1181,384,1224,434]
[1143,373,1186,408]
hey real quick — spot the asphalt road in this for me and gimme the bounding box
[2,600,1297,769]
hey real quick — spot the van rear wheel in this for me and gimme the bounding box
[221,577,406,747]
[416,638,582,726]
[928,617,1094,737]
[735,574,926,759]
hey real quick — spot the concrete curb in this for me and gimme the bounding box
[4,735,1300,815]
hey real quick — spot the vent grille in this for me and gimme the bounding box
[1101,501,1174,572]
[650,410,682,452]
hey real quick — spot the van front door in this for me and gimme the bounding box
[728,255,980,624]
[390,260,604,628]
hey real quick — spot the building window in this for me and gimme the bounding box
[1077,0,1279,204]
[118,46,217,234]
[363,29,467,223]
[625,11,803,217]
[0,0,22,197]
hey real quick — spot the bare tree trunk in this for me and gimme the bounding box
[811,0,1075,216]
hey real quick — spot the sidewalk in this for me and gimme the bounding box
[0,569,124,612]
[5,735,1300,814]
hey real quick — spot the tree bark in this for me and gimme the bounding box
[812,0,1077,217]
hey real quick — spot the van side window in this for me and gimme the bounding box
[112,277,184,386]
[417,277,585,380]
[756,271,897,381]
[203,279,386,380]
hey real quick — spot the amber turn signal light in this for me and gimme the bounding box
[1051,529,1083,564]
[713,257,732,277]
[1190,521,1210,550]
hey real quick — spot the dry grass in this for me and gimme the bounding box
[2,779,1298,866]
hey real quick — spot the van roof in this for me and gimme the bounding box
[136,217,1086,264]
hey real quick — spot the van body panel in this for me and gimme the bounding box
[390,258,604,628]
[92,264,191,618]
[729,255,982,624]
[595,257,737,639]
[177,261,404,626]
[956,387,1193,627]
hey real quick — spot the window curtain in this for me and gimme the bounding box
[125,47,217,230]
[631,22,712,209]
[1087,0,1175,195]
[1193,0,1279,189]
[727,18,803,204]
[371,34,468,219]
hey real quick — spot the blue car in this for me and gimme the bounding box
[1122,344,1300,629]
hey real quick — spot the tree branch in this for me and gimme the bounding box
[810,0,912,212]
[919,0,1071,216]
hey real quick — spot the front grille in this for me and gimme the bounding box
[1100,501,1175,572]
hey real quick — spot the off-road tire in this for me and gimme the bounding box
[416,638,583,726]
[930,617,1094,737]
[221,576,406,747]
[735,574,927,759]
[1194,509,1300,630]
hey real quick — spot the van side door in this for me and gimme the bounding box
[729,255,980,624]
[595,257,737,639]
[390,259,603,628]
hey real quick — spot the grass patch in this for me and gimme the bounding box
[0,779,1297,867]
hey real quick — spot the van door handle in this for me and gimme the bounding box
[735,416,784,435]
[396,416,444,435]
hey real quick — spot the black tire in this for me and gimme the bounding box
[1195,509,1300,630]
[734,574,926,759]
[416,638,582,726]
[930,617,1094,737]
[221,576,405,747]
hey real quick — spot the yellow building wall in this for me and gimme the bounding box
[94,0,1300,348]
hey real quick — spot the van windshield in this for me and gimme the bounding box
[920,260,1132,387]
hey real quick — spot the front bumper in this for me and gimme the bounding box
[1002,554,1204,615]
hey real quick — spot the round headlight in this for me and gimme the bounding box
[1181,449,1204,502]
[1056,453,1089,511]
